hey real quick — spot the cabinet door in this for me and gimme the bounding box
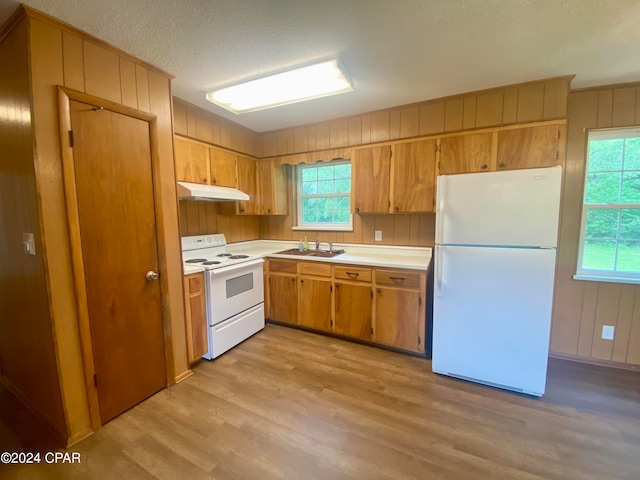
[298,277,332,331]
[257,160,288,215]
[269,274,298,324]
[496,124,564,171]
[334,282,372,340]
[352,145,391,213]
[393,139,437,212]
[439,132,493,175]
[209,148,237,187]
[174,137,209,184]
[237,155,257,214]
[184,273,208,363]
[375,287,423,352]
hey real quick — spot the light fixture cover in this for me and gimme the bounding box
[206,59,353,114]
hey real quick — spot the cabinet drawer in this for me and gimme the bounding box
[334,266,372,282]
[268,259,297,274]
[299,262,331,277]
[375,269,421,289]
[187,273,204,293]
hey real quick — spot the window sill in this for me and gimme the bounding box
[573,274,640,285]
[292,225,353,232]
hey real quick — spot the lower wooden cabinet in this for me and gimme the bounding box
[265,259,427,354]
[334,282,372,341]
[184,272,208,364]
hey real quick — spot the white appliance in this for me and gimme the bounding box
[182,234,264,360]
[432,166,562,396]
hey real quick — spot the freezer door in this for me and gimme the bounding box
[436,166,562,247]
[432,245,556,396]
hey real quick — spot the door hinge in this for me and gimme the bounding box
[418,336,421,345]
[556,151,559,160]
[388,200,391,208]
[435,144,441,153]
[370,290,373,299]
[330,285,333,292]
[437,160,440,169]
[371,327,374,335]
[557,129,561,139]
[69,130,74,148]
[93,373,98,387]
[419,296,422,306]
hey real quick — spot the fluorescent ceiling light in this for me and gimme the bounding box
[206,59,353,113]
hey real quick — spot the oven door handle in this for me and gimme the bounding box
[208,258,264,275]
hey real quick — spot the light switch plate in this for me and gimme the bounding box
[374,230,382,241]
[601,325,614,340]
[23,233,36,256]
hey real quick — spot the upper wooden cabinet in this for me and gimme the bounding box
[236,155,257,215]
[208,148,237,187]
[392,139,437,213]
[496,124,565,171]
[256,160,288,215]
[175,137,209,184]
[352,145,392,214]
[439,132,493,175]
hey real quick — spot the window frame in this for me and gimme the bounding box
[574,126,640,285]
[294,160,353,231]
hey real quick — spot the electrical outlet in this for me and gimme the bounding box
[374,230,382,242]
[23,233,36,256]
[601,325,615,340]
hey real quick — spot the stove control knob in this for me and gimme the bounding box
[145,271,159,281]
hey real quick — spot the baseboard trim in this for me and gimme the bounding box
[549,352,640,372]
[174,369,193,383]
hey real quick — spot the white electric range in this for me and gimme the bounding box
[182,234,264,360]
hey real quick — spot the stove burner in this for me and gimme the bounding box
[185,258,207,263]
[217,253,232,257]
[202,261,221,265]
[229,255,249,259]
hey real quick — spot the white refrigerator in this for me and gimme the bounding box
[432,166,562,396]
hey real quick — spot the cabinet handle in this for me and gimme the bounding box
[212,178,217,185]
[355,207,360,213]
[481,165,488,170]
[394,206,399,213]
[389,276,405,283]
[300,279,304,284]
[346,272,359,278]
[203,178,208,184]
[267,209,271,214]
[239,207,245,213]
[498,162,505,168]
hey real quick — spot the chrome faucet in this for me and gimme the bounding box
[315,239,320,251]
[329,242,334,252]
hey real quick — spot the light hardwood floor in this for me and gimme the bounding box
[1,324,639,479]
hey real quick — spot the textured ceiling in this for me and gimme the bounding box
[1,0,639,132]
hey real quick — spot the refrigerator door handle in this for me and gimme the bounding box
[436,175,445,245]
[435,245,443,297]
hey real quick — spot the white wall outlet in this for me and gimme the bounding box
[601,325,615,340]
[23,233,36,256]
[374,230,382,242]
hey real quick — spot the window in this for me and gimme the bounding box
[575,127,640,284]
[295,160,352,230]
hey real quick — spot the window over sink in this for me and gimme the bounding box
[295,160,352,231]
[575,127,640,284]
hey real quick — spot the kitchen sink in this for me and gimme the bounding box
[274,248,344,258]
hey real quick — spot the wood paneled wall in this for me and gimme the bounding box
[550,83,640,367]
[173,98,260,157]
[0,16,67,441]
[178,200,260,242]
[2,5,189,445]
[260,76,572,157]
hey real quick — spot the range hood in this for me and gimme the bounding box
[176,181,249,201]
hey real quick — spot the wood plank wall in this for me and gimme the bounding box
[0,16,67,441]
[550,83,640,367]
[18,5,188,444]
[174,76,570,246]
[174,98,260,157]
[260,76,572,157]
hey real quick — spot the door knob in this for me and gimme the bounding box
[146,271,159,281]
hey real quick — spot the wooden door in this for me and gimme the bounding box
[70,100,166,423]
[352,146,391,213]
[496,124,563,170]
[334,282,372,340]
[439,132,493,175]
[393,139,437,212]
[298,277,332,331]
[174,137,209,184]
[269,274,298,324]
[375,288,421,352]
[209,148,237,187]
[237,155,257,214]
